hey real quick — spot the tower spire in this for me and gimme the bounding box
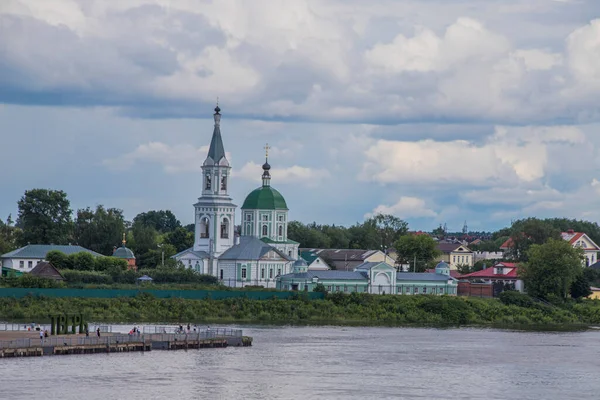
[262,143,271,187]
[206,102,225,163]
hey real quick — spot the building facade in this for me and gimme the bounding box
[1,244,101,275]
[436,242,474,269]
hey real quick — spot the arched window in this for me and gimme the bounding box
[221,175,227,191]
[200,217,209,238]
[278,225,283,237]
[262,225,268,237]
[205,173,211,190]
[221,218,229,239]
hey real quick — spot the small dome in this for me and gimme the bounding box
[294,258,308,267]
[435,261,449,269]
[241,186,288,210]
[214,105,221,114]
[262,161,271,171]
[113,246,135,259]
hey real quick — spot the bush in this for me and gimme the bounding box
[498,290,536,308]
[0,274,65,288]
[61,270,113,284]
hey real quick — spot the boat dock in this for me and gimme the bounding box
[0,327,252,358]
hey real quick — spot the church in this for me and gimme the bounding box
[173,106,299,287]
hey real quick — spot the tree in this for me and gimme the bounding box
[394,234,441,272]
[508,218,561,262]
[370,214,409,251]
[520,239,584,300]
[164,227,194,253]
[132,210,180,233]
[46,250,72,270]
[570,274,592,299]
[17,189,73,245]
[74,205,125,255]
[0,215,20,254]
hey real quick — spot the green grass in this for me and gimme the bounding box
[1,292,600,328]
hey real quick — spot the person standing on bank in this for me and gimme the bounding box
[96,328,101,337]
[39,329,44,345]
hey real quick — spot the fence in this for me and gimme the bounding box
[0,288,325,300]
[0,329,242,349]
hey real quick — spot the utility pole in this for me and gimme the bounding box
[157,244,165,268]
[413,254,416,273]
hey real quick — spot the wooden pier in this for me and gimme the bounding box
[0,328,252,358]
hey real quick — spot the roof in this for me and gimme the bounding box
[589,261,600,270]
[425,268,461,278]
[261,237,299,245]
[206,108,226,164]
[355,261,393,270]
[279,270,367,281]
[172,248,210,259]
[29,262,65,281]
[458,264,519,280]
[436,243,471,253]
[561,231,600,250]
[1,244,102,259]
[299,248,383,261]
[113,246,135,259]
[219,236,293,261]
[300,251,321,264]
[396,272,455,282]
[241,186,288,210]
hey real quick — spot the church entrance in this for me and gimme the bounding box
[291,283,299,291]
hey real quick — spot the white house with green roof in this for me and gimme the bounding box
[276,261,458,295]
[173,106,296,287]
[1,244,101,275]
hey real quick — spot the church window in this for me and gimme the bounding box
[422,287,427,294]
[221,218,229,239]
[221,175,227,191]
[262,215,268,221]
[262,225,268,237]
[188,260,191,265]
[246,214,252,221]
[278,225,283,237]
[200,218,209,238]
[288,250,292,256]
[335,286,340,292]
[205,173,211,190]
[241,268,247,279]
[439,287,444,294]
[219,269,224,280]
[327,286,332,291]
[277,268,281,276]
[261,269,265,279]
[269,269,273,279]
[278,215,284,222]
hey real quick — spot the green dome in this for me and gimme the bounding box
[113,246,135,259]
[242,186,288,210]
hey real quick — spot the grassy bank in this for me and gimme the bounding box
[2,292,600,327]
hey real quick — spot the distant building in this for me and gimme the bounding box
[435,242,474,269]
[298,248,392,271]
[473,251,504,262]
[30,262,65,281]
[457,262,524,292]
[299,251,330,270]
[1,244,101,276]
[112,234,137,271]
[276,261,457,295]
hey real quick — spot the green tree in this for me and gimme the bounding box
[520,239,584,300]
[508,218,561,262]
[16,189,73,245]
[0,215,20,254]
[570,274,592,299]
[74,205,125,255]
[45,250,72,269]
[370,214,409,251]
[70,252,95,271]
[394,234,441,272]
[132,210,180,233]
[164,227,194,253]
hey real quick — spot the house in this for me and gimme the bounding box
[588,287,600,300]
[29,262,65,281]
[276,260,458,296]
[500,229,600,266]
[1,244,102,275]
[457,262,524,292]
[298,248,393,271]
[299,251,330,270]
[435,242,474,269]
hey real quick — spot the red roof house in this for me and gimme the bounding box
[457,262,524,292]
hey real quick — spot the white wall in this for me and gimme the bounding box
[2,258,43,272]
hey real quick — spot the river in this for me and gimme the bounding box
[1,325,599,399]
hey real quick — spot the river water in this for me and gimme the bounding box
[1,325,599,400]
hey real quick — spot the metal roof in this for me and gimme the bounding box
[172,248,210,259]
[279,270,367,281]
[1,244,102,259]
[396,272,456,282]
[219,236,292,261]
[355,261,393,270]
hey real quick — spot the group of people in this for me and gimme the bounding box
[176,324,200,334]
[128,326,141,336]
[38,329,49,344]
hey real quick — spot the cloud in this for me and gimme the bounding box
[366,197,437,219]
[360,125,589,186]
[235,161,330,186]
[102,142,211,173]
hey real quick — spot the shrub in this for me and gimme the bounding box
[61,270,113,284]
[498,290,536,308]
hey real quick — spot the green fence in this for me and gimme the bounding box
[0,288,325,300]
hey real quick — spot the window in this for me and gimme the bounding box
[28,261,32,269]
[269,269,273,279]
[19,261,24,269]
[327,286,332,291]
[414,287,418,294]
[220,269,224,280]
[246,214,252,221]
[453,256,456,263]
[220,218,229,239]
[262,225,268,236]
[288,251,292,256]
[241,268,247,279]
[205,173,212,190]
[194,262,201,272]
[188,260,191,265]
[278,215,284,222]
[422,287,427,294]
[439,287,444,294]
[261,269,265,279]
[336,286,340,292]
[344,286,348,292]
[277,268,281,276]
[221,175,227,191]
[278,225,283,237]
[200,217,209,238]
[262,215,269,221]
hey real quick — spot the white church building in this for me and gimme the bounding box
[173,106,299,287]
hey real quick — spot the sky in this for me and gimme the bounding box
[1,0,600,232]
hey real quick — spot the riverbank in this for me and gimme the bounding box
[1,292,599,327]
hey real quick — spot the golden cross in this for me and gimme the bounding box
[264,143,270,158]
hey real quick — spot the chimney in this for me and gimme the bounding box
[568,229,575,234]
